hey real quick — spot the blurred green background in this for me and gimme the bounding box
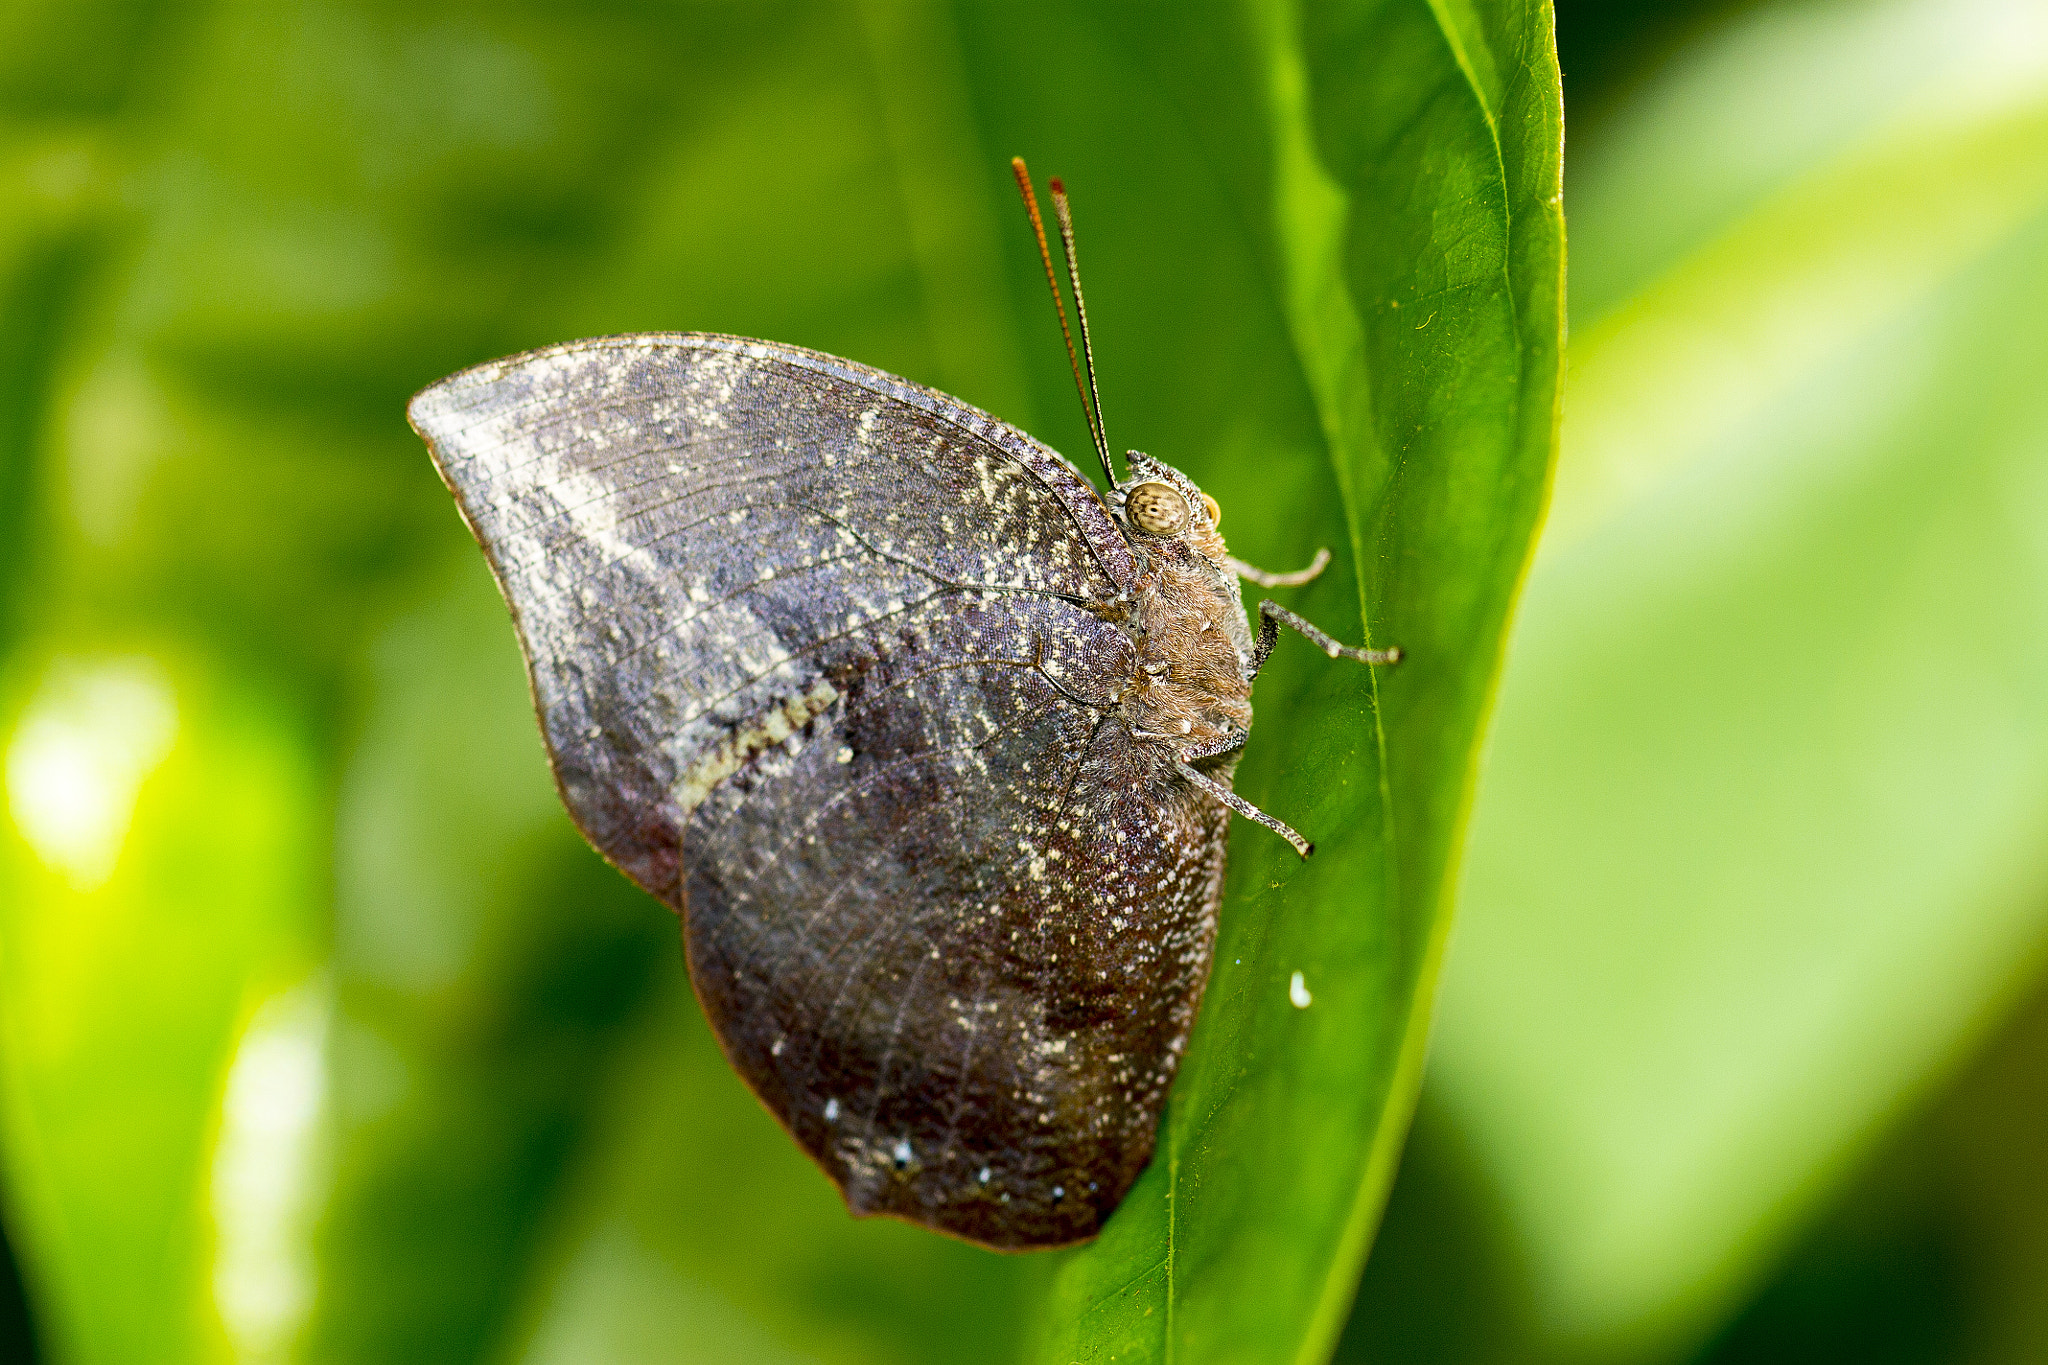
[2,0,2045,1363]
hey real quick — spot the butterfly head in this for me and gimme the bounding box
[1113,453,1229,570]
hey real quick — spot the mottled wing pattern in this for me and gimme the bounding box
[408,334,1229,1247]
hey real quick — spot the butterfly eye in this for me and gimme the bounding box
[1126,481,1190,536]
[1200,493,1221,528]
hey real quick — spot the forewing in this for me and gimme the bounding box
[409,333,1134,898]
[409,334,1218,1246]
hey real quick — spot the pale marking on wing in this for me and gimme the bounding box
[467,436,788,540]
[716,669,1074,881]
[602,585,952,708]
[672,678,840,815]
[773,501,1094,601]
[532,501,854,621]
[603,577,1111,754]
[474,425,1122,613]
[543,460,660,581]
[436,343,725,446]
[433,349,1025,513]
[432,386,776,476]
[926,712,1111,1166]
[1046,714,1113,862]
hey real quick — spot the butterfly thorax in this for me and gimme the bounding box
[1112,456,1255,759]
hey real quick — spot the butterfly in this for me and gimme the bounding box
[406,159,1399,1249]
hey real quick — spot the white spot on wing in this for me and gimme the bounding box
[672,678,839,813]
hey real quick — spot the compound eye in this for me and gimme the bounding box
[1126,481,1191,536]
[1200,492,1221,527]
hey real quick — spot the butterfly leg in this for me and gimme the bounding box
[1174,757,1313,859]
[1176,727,1247,763]
[1228,548,1330,588]
[1249,600,1402,680]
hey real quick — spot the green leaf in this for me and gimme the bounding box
[1026,0,1563,1360]
[1427,0,2048,1356]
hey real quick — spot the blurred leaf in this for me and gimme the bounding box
[0,1211,32,1363]
[1349,936,2048,1365]
[1428,0,2048,1355]
[1932,973,2048,1364]
[1687,1117,1973,1365]
[1333,1093,1537,1365]
[1691,961,2048,1365]
[0,131,110,650]
[0,652,318,1363]
[314,559,673,1361]
[0,10,329,1359]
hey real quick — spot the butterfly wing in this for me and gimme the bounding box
[409,333,1228,1248]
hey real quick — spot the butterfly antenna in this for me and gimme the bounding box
[1049,177,1110,478]
[1012,157,1115,486]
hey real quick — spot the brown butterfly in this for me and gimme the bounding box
[406,160,1398,1249]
